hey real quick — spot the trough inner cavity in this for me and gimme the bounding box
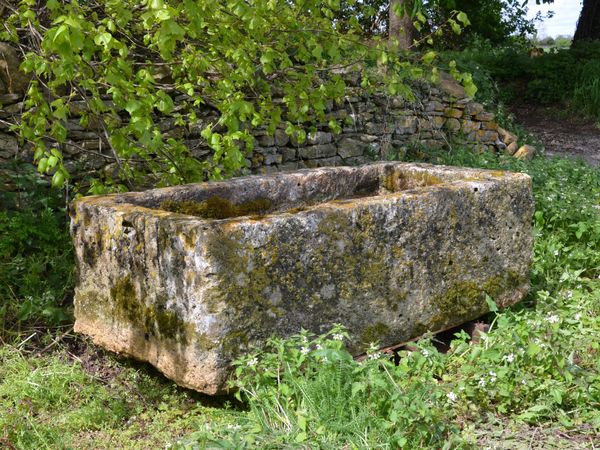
[135,165,448,220]
[70,162,534,395]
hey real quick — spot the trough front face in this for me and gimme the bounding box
[71,162,534,394]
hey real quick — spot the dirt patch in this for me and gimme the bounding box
[471,418,600,449]
[511,103,600,166]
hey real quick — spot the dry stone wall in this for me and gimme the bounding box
[0,43,523,189]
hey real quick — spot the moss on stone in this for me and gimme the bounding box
[361,322,390,346]
[109,275,191,344]
[160,196,273,220]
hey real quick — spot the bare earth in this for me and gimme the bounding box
[511,104,600,166]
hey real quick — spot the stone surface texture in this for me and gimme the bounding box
[71,162,534,394]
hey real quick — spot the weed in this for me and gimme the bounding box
[0,162,75,338]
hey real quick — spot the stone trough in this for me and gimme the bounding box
[70,162,533,394]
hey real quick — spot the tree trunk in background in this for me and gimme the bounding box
[573,0,600,44]
[389,0,416,49]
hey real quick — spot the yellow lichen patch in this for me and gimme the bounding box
[381,170,443,193]
[160,196,273,220]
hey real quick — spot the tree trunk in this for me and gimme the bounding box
[573,0,600,44]
[389,0,416,49]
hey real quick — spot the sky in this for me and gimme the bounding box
[526,0,582,38]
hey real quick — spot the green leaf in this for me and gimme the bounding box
[295,432,307,443]
[456,12,470,27]
[37,157,48,173]
[422,51,437,64]
[51,169,65,187]
[449,19,461,35]
[94,32,113,48]
[297,414,307,431]
[485,294,498,313]
[125,100,143,115]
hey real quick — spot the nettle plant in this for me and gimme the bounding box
[3,0,472,192]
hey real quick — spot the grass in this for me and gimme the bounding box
[0,341,243,449]
[2,148,600,448]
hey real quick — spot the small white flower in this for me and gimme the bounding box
[566,291,573,299]
[554,250,559,256]
[333,333,344,341]
[301,346,310,355]
[521,379,527,385]
[368,352,382,360]
[316,344,323,350]
[478,378,486,388]
[246,357,258,367]
[574,313,582,320]
[503,353,515,363]
[446,391,458,403]
[422,349,430,358]
[547,314,560,324]
[368,342,379,353]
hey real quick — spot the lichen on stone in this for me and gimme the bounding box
[159,196,272,219]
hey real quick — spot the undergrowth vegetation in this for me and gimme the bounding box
[0,162,74,336]
[2,150,600,448]
[448,41,600,121]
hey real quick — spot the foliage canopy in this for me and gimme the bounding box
[2,0,471,192]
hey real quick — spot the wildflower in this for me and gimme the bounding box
[333,333,344,341]
[301,346,310,355]
[547,314,560,324]
[446,391,458,403]
[574,313,582,320]
[478,378,486,388]
[422,349,430,358]
[566,291,573,299]
[368,352,382,360]
[246,357,258,367]
[503,353,515,363]
[489,371,497,383]
[316,344,323,350]
[554,250,559,256]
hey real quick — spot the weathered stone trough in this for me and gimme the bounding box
[71,162,533,394]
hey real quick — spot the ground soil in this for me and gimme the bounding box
[511,103,600,166]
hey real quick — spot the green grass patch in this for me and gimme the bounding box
[0,344,242,449]
[2,149,600,448]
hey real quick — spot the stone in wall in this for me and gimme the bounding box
[0,43,30,95]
